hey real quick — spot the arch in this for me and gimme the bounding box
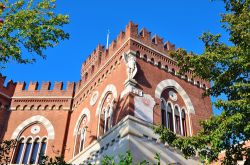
[37,105,41,110]
[155,79,195,114]
[51,105,56,110]
[30,105,34,110]
[58,105,63,110]
[73,108,90,136]
[11,115,55,140]
[96,84,117,116]
[23,105,28,110]
[16,105,21,110]
[44,105,48,110]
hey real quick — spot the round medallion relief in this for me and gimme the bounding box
[31,125,40,135]
[90,91,99,106]
[169,91,177,101]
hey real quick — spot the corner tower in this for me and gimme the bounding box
[67,21,212,164]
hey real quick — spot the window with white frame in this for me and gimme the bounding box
[74,115,87,156]
[98,93,114,137]
[161,99,188,136]
[12,137,47,164]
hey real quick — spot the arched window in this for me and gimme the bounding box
[85,72,88,81]
[30,138,39,164]
[143,54,147,61]
[167,103,174,132]
[172,68,175,74]
[136,51,140,57]
[38,138,47,164]
[0,102,2,110]
[151,58,154,64]
[99,93,114,136]
[13,138,25,164]
[165,65,168,71]
[91,65,95,75]
[158,62,161,68]
[22,138,32,164]
[181,110,187,136]
[197,81,200,87]
[174,107,181,135]
[74,115,87,156]
[12,136,48,164]
[161,100,167,127]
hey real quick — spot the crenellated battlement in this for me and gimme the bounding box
[0,74,16,98]
[13,81,75,97]
[80,21,176,81]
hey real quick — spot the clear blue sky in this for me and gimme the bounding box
[2,0,228,114]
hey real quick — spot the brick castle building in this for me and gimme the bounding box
[0,21,212,164]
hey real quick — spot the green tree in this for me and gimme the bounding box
[0,0,69,68]
[154,0,250,164]
[0,140,17,165]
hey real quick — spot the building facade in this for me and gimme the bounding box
[0,22,213,164]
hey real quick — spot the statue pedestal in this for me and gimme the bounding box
[121,79,143,98]
[124,79,137,88]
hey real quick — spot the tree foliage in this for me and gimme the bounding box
[154,0,250,164]
[0,0,69,68]
[0,139,17,165]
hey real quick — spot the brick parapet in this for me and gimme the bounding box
[10,81,75,111]
[13,81,75,97]
[0,73,16,99]
[80,21,175,83]
[80,21,210,93]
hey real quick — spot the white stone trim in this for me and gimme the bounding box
[68,115,199,165]
[73,108,91,136]
[155,79,195,114]
[12,96,73,99]
[0,91,11,99]
[11,115,55,140]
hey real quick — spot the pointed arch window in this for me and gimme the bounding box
[38,138,47,164]
[167,103,174,132]
[99,94,114,137]
[74,115,87,156]
[161,100,167,127]
[13,138,25,164]
[13,137,47,164]
[174,107,181,135]
[22,138,32,164]
[181,110,187,136]
[30,138,39,164]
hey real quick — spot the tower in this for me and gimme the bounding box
[67,21,212,164]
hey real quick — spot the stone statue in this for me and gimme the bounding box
[123,53,137,80]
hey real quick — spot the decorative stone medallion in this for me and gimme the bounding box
[90,91,99,106]
[31,125,40,135]
[169,91,177,101]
